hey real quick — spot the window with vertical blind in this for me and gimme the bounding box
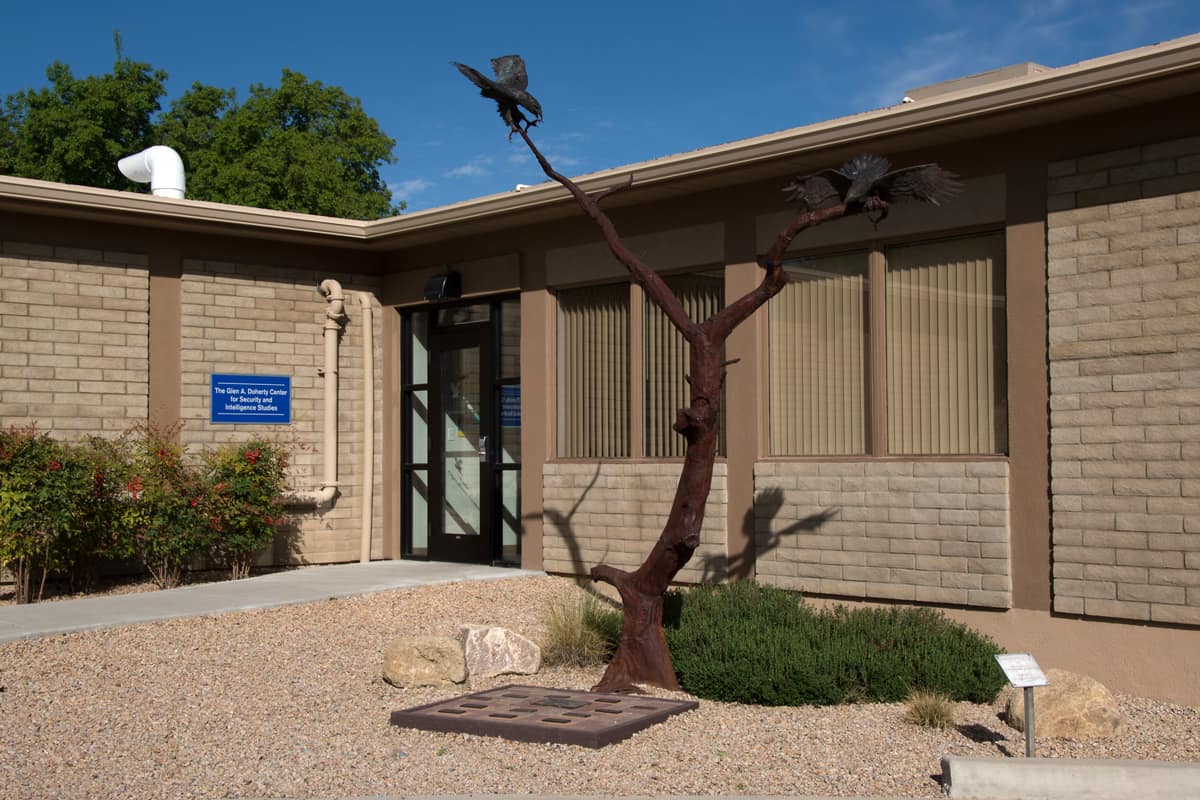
[886,234,1006,455]
[644,272,725,457]
[555,271,725,459]
[557,284,630,458]
[769,232,1006,456]
[770,253,869,456]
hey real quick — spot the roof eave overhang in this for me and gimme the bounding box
[0,177,371,247]
[2,34,1199,250]
[367,34,1200,245]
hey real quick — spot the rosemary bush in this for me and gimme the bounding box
[664,581,1006,706]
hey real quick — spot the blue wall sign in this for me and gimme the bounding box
[500,384,521,427]
[211,374,291,424]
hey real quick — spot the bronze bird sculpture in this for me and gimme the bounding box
[452,55,543,137]
[783,154,960,223]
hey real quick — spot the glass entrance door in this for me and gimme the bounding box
[428,327,493,563]
[402,298,520,565]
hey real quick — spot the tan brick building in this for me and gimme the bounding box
[3,36,1199,702]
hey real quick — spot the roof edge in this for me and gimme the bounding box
[2,34,1199,244]
[0,175,370,242]
[366,33,1200,238]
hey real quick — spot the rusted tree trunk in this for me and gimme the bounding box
[517,129,861,692]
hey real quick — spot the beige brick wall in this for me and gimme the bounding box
[754,461,1011,608]
[542,462,727,583]
[1047,135,1200,625]
[180,261,384,565]
[1,240,149,436]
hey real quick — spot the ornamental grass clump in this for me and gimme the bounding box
[204,440,289,579]
[904,689,957,729]
[539,590,622,666]
[663,581,1007,706]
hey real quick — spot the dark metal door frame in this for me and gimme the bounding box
[427,322,494,563]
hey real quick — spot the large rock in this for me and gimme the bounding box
[1000,668,1125,739]
[458,625,542,678]
[382,636,466,688]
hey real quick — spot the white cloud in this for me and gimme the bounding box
[800,10,852,39]
[444,157,493,178]
[865,30,969,109]
[392,178,433,198]
[545,153,582,168]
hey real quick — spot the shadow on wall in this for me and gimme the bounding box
[699,487,837,583]
[270,518,307,566]
[524,463,609,578]
[532,471,837,585]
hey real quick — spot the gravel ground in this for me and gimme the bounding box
[0,574,1197,800]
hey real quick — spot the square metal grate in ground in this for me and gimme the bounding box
[389,684,699,748]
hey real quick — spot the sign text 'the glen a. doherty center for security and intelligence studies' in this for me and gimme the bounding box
[210,374,292,424]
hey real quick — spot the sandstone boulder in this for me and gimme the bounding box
[382,636,466,688]
[1000,668,1125,739]
[458,624,542,678]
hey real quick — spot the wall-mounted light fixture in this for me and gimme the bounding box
[423,271,462,302]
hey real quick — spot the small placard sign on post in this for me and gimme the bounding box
[995,653,1048,758]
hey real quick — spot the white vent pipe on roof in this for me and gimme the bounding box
[117,145,186,199]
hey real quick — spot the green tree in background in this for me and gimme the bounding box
[1,45,400,219]
[0,57,166,190]
[159,70,400,218]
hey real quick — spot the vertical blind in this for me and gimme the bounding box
[557,284,630,457]
[886,234,1006,455]
[644,273,725,457]
[769,253,869,455]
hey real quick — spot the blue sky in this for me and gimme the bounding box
[2,0,1198,213]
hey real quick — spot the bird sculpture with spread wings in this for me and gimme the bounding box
[783,154,961,223]
[452,55,543,137]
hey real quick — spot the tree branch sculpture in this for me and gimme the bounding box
[456,55,958,693]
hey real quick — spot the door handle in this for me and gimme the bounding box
[478,435,488,463]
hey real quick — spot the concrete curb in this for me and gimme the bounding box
[311,796,905,800]
[941,755,1200,799]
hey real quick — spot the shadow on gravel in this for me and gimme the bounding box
[957,722,1015,755]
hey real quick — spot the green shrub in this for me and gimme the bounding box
[663,581,1006,706]
[0,426,90,602]
[204,440,289,579]
[540,590,622,666]
[61,435,132,591]
[904,689,956,729]
[0,426,294,598]
[116,427,211,589]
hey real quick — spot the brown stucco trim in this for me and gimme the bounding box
[1005,159,1052,611]
[724,215,761,579]
[382,254,520,307]
[381,307,403,559]
[519,251,551,570]
[147,244,182,435]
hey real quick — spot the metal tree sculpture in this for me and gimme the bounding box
[456,56,958,693]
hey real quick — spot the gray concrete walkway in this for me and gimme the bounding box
[0,560,540,643]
